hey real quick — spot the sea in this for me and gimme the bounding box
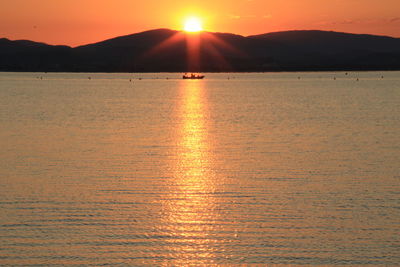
[0,71,399,265]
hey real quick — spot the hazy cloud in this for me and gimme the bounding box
[318,17,400,26]
[390,17,400,23]
[229,14,241,19]
[317,19,358,26]
[229,14,262,20]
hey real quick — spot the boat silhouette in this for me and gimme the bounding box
[183,73,205,79]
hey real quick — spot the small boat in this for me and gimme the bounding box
[183,73,205,79]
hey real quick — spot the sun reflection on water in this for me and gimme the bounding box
[162,80,220,264]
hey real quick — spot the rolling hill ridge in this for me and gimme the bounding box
[1,29,400,72]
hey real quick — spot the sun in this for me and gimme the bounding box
[184,17,203,32]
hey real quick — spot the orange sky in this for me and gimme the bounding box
[1,0,399,46]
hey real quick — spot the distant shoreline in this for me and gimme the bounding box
[1,68,400,74]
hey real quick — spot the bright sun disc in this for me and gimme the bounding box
[184,17,203,32]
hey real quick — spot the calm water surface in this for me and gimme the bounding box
[0,72,399,265]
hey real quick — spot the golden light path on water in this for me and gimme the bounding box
[161,80,222,265]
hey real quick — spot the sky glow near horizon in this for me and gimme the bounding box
[0,0,399,46]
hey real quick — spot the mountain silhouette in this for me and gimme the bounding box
[1,29,400,72]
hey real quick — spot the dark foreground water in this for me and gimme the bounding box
[0,72,399,265]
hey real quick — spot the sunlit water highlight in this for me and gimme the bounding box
[0,72,399,265]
